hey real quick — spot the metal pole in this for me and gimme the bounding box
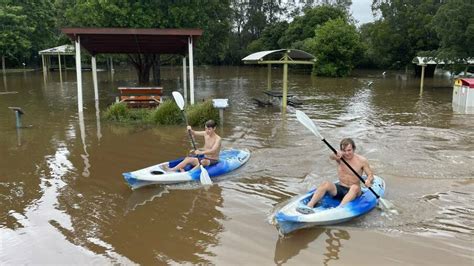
[188,36,195,105]
[183,56,187,103]
[419,64,425,96]
[15,111,22,128]
[282,53,288,109]
[92,56,99,101]
[58,53,63,83]
[267,64,272,91]
[75,36,83,113]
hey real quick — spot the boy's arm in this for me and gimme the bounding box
[362,157,374,187]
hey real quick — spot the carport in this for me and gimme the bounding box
[61,28,203,112]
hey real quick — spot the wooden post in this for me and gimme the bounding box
[419,64,425,96]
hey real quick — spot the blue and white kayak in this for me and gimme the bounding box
[275,175,386,235]
[123,149,250,189]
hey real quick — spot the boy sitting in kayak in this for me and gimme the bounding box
[168,120,222,172]
[298,138,374,214]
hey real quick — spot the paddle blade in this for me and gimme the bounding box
[295,110,324,140]
[172,91,185,110]
[199,165,213,185]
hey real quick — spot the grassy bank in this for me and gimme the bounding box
[103,99,219,126]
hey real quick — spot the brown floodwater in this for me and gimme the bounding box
[0,66,473,265]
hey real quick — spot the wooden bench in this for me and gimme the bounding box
[118,87,163,108]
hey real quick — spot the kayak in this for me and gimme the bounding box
[275,175,386,235]
[123,149,250,189]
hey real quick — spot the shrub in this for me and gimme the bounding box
[103,102,130,122]
[150,99,183,125]
[186,100,219,127]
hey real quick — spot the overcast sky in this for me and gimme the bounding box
[350,0,375,25]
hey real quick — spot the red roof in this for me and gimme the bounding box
[61,28,203,55]
[460,78,474,88]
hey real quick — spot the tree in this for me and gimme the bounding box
[431,0,474,62]
[306,18,364,77]
[17,0,58,66]
[227,0,287,64]
[57,0,232,84]
[0,1,33,70]
[369,0,442,69]
[278,5,348,48]
[247,21,288,52]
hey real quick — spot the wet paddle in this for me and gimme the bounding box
[172,91,212,185]
[295,110,395,211]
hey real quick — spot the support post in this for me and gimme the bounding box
[183,56,187,103]
[282,53,288,110]
[41,54,46,76]
[188,36,195,104]
[267,64,272,91]
[75,36,84,113]
[419,64,425,96]
[2,55,5,74]
[8,107,24,128]
[58,53,63,83]
[109,57,114,73]
[92,56,99,101]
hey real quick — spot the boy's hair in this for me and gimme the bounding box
[340,138,356,150]
[205,119,217,128]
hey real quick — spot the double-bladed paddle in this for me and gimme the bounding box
[295,109,395,211]
[172,91,213,185]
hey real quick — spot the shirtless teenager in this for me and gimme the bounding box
[299,138,374,213]
[168,120,222,172]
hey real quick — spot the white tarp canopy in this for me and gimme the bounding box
[39,45,75,55]
[412,56,474,66]
[242,49,315,63]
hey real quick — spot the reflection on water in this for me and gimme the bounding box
[0,67,473,264]
[274,228,325,265]
[323,229,350,266]
[273,228,350,266]
[78,111,90,177]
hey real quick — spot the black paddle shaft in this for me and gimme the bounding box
[180,110,198,153]
[321,138,380,199]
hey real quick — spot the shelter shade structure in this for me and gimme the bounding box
[412,56,474,96]
[242,49,315,109]
[61,27,203,113]
[38,44,75,82]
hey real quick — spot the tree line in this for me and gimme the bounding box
[1,0,472,78]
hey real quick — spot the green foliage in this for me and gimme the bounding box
[103,100,218,127]
[0,1,33,62]
[307,18,363,77]
[431,0,474,61]
[150,99,183,125]
[247,21,288,52]
[368,0,442,68]
[59,0,232,66]
[278,5,348,48]
[103,102,131,122]
[186,100,219,127]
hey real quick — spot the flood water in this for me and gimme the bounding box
[1,66,473,265]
